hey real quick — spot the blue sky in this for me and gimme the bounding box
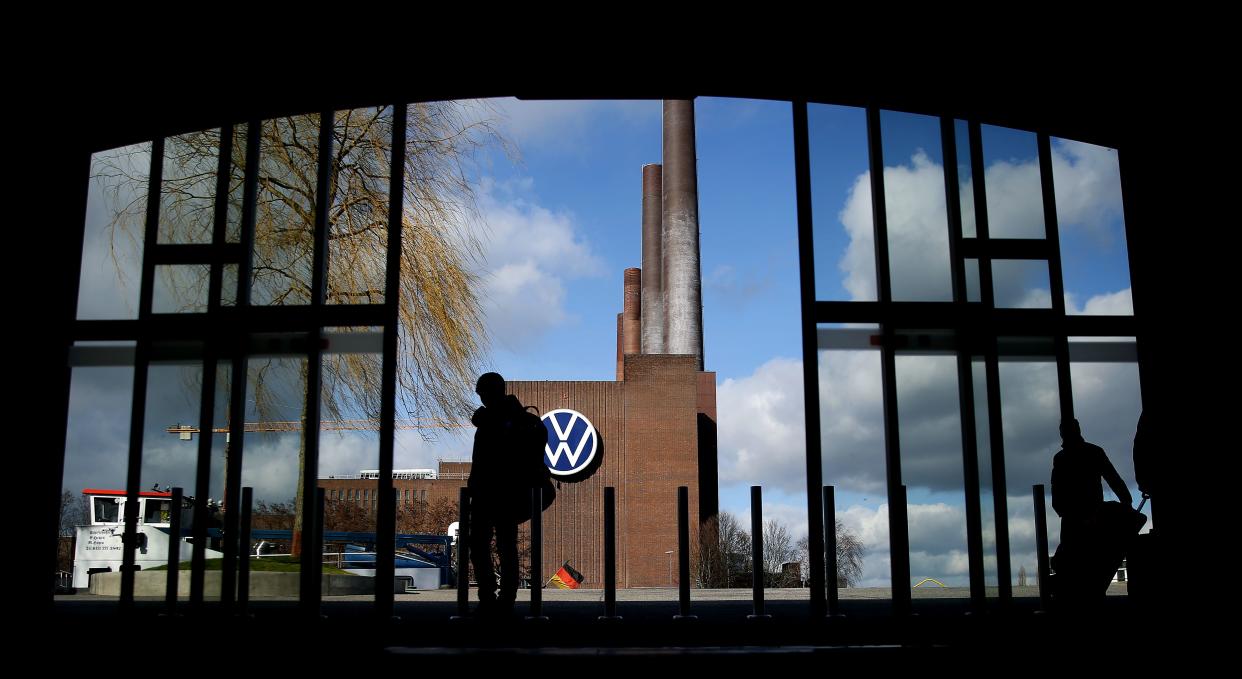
[66,97,1142,589]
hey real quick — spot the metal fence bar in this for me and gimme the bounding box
[675,486,696,621]
[824,486,843,617]
[1033,484,1052,612]
[452,487,470,620]
[238,487,253,615]
[601,487,620,621]
[748,485,770,621]
[165,487,183,614]
[528,485,547,622]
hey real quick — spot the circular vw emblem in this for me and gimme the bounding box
[541,409,598,476]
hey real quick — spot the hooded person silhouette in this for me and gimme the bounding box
[466,372,549,617]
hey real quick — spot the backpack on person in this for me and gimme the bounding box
[512,405,555,523]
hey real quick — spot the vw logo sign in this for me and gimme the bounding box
[541,409,598,476]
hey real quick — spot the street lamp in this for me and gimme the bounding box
[665,549,674,585]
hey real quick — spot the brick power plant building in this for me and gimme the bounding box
[320,101,719,588]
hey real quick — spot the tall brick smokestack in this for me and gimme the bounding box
[623,267,642,359]
[616,312,624,381]
[662,99,704,370]
[640,163,664,354]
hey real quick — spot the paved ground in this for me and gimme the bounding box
[45,583,1173,667]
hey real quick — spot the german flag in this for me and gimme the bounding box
[548,562,583,589]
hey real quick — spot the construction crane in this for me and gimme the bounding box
[166,418,469,438]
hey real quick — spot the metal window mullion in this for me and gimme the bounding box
[969,121,1012,604]
[48,151,94,610]
[866,106,910,613]
[121,136,165,608]
[299,111,334,615]
[150,243,244,266]
[238,121,260,308]
[793,101,827,617]
[191,353,217,609]
[375,104,407,620]
[207,124,233,316]
[204,120,259,608]
[185,122,230,611]
[1039,133,1075,424]
[941,117,987,610]
[959,238,1052,261]
[1117,147,1151,399]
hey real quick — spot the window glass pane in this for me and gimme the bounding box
[895,354,970,599]
[153,265,210,313]
[1052,138,1133,315]
[327,107,392,306]
[810,104,875,301]
[80,142,150,320]
[992,260,1052,309]
[998,359,1059,597]
[981,125,1045,239]
[252,115,319,306]
[94,497,120,523]
[965,259,981,303]
[819,345,889,596]
[881,110,952,302]
[956,120,976,239]
[159,130,220,245]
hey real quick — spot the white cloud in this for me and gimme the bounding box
[1051,139,1125,243]
[1066,287,1133,315]
[489,98,659,154]
[979,158,1047,239]
[839,151,955,302]
[717,357,808,494]
[713,345,1142,586]
[472,178,604,351]
[838,143,1123,306]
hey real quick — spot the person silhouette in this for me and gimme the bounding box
[466,372,549,618]
[1051,418,1137,608]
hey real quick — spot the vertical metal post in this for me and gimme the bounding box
[867,106,912,619]
[238,487,253,615]
[375,487,396,619]
[1033,484,1052,612]
[942,117,987,614]
[376,103,407,623]
[190,488,207,609]
[298,488,324,619]
[1038,133,1076,428]
[674,486,696,621]
[528,486,547,622]
[892,485,912,616]
[600,487,620,621]
[970,120,1013,606]
[984,350,1012,605]
[165,487,183,614]
[200,364,230,613]
[299,112,332,618]
[453,487,470,620]
[212,119,257,612]
[794,101,827,618]
[748,485,770,620]
[120,136,163,611]
[824,486,843,617]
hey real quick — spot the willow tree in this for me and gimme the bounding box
[96,102,509,555]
